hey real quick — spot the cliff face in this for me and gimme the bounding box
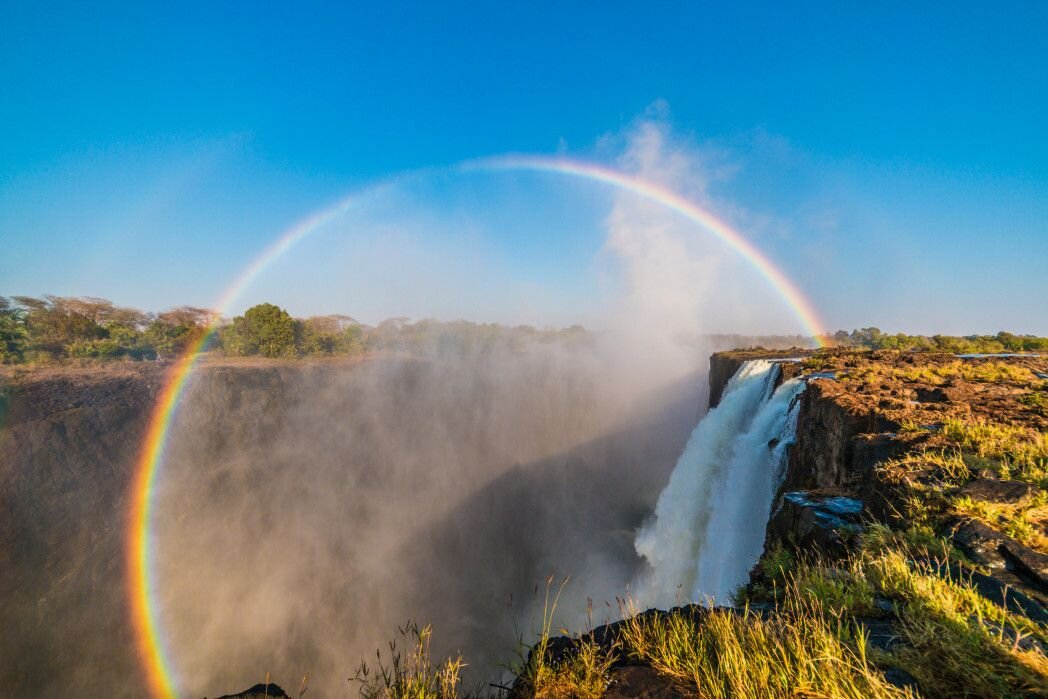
[0,353,704,697]
[750,350,1048,613]
[0,364,164,698]
[784,379,904,496]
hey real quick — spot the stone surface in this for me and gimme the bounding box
[602,666,686,699]
[215,683,290,699]
[958,478,1037,505]
[765,491,864,555]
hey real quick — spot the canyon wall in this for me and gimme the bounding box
[0,352,704,697]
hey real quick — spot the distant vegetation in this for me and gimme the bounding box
[0,295,590,364]
[3,295,1047,365]
[829,327,1048,353]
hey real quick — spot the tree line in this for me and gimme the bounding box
[3,296,1046,365]
[828,327,1048,353]
[0,295,590,364]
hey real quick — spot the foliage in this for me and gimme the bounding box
[741,538,1048,698]
[841,359,1039,388]
[2,294,594,363]
[0,297,29,363]
[514,577,614,699]
[831,328,1048,353]
[0,295,218,362]
[941,417,1048,485]
[616,597,912,699]
[294,315,367,357]
[350,621,464,699]
[245,302,296,358]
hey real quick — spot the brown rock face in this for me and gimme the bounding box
[784,379,900,494]
[958,478,1037,505]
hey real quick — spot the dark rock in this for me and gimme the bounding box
[785,380,902,493]
[957,478,1037,505]
[602,665,686,698]
[856,617,901,651]
[949,518,1010,571]
[765,491,864,555]
[948,518,1048,592]
[915,387,948,403]
[882,667,920,692]
[920,552,1048,623]
[1000,540,1048,592]
[215,683,290,699]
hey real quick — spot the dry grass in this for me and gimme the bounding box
[941,418,1048,482]
[514,577,614,699]
[949,492,1048,553]
[616,597,912,699]
[351,621,465,699]
[841,360,1040,387]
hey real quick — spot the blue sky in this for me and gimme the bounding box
[2,1,1047,334]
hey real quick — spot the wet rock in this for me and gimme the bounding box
[949,518,1048,591]
[603,665,686,698]
[957,478,1037,505]
[949,519,1010,571]
[805,371,838,381]
[766,491,863,554]
[215,683,289,699]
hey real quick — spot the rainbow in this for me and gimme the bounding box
[472,155,827,340]
[126,188,378,698]
[126,156,828,698]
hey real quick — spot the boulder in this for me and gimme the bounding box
[957,478,1037,505]
[765,491,864,555]
[215,683,290,699]
[603,665,686,698]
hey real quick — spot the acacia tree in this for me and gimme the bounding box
[145,306,215,358]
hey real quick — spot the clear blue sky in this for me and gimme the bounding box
[2,1,1047,333]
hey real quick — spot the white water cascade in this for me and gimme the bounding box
[634,360,806,607]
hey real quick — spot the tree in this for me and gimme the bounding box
[0,297,29,363]
[146,306,215,358]
[239,301,295,358]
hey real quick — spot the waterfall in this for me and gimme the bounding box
[634,360,806,607]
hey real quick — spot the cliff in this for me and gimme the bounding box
[0,353,705,697]
[519,349,1048,698]
[707,348,809,407]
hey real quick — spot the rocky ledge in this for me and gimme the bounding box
[519,349,1048,698]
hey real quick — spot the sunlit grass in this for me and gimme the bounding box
[615,596,911,699]
[743,535,1048,698]
[351,621,465,699]
[513,577,614,699]
[840,360,1039,387]
[949,492,1048,553]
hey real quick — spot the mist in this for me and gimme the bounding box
[145,117,810,694]
[0,117,815,696]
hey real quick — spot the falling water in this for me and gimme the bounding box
[634,360,806,607]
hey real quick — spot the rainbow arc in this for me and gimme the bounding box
[125,157,827,698]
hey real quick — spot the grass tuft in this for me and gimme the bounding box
[351,621,465,699]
